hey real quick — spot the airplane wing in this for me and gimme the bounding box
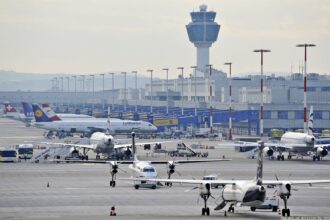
[31,141,96,150]
[262,180,330,185]
[314,144,330,149]
[119,177,236,185]
[113,141,174,149]
[149,158,231,164]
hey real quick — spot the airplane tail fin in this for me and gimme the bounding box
[106,106,111,134]
[4,102,17,113]
[41,104,61,121]
[308,106,314,135]
[256,141,264,184]
[31,104,54,122]
[22,102,34,118]
[131,132,138,161]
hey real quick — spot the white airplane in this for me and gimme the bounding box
[31,104,157,137]
[56,132,231,188]
[267,106,328,161]
[40,103,93,120]
[2,102,25,121]
[235,107,329,161]
[123,142,330,217]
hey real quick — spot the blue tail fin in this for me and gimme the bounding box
[22,102,34,119]
[31,104,53,122]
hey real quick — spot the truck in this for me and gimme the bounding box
[168,143,208,157]
[17,144,33,160]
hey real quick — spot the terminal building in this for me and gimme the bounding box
[1,4,330,136]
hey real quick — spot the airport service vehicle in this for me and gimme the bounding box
[31,104,157,137]
[0,148,17,162]
[250,195,279,212]
[17,144,33,160]
[168,143,208,157]
[125,142,330,217]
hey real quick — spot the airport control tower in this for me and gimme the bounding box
[186,5,220,71]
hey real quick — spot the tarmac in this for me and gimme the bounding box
[1,117,330,220]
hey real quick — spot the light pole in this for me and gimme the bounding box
[132,71,138,112]
[177,67,184,115]
[296,43,316,133]
[190,66,197,116]
[253,49,271,138]
[72,76,77,109]
[60,76,64,108]
[224,62,233,140]
[90,74,95,111]
[100,73,105,110]
[162,68,169,115]
[80,75,86,108]
[206,64,213,133]
[66,76,70,108]
[122,72,127,112]
[147,69,153,113]
[108,73,115,111]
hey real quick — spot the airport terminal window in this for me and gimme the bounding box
[264,111,271,119]
[314,111,322,119]
[295,111,304,119]
[278,111,288,119]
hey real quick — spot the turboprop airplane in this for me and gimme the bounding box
[56,132,231,188]
[123,141,330,217]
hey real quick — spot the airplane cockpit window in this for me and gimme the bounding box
[143,167,155,172]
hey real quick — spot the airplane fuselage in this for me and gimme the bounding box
[33,119,157,134]
[221,181,266,207]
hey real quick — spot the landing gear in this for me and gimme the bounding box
[202,207,210,216]
[288,154,292,160]
[277,154,285,161]
[110,180,116,187]
[201,194,210,216]
[280,195,290,217]
[134,185,139,189]
[228,204,235,213]
[313,155,320,161]
[110,163,118,188]
[96,154,100,160]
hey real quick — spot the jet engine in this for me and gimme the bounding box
[316,147,328,157]
[263,146,274,157]
[277,181,291,198]
[305,135,315,144]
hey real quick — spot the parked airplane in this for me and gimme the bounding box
[124,141,330,217]
[266,107,328,161]
[31,103,157,137]
[40,103,93,120]
[2,102,25,120]
[235,107,328,161]
[56,132,231,188]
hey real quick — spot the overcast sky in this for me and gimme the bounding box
[0,0,329,78]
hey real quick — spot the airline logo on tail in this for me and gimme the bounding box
[41,104,61,121]
[31,104,53,122]
[4,102,17,113]
[308,106,314,135]
[22,102,34,118]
